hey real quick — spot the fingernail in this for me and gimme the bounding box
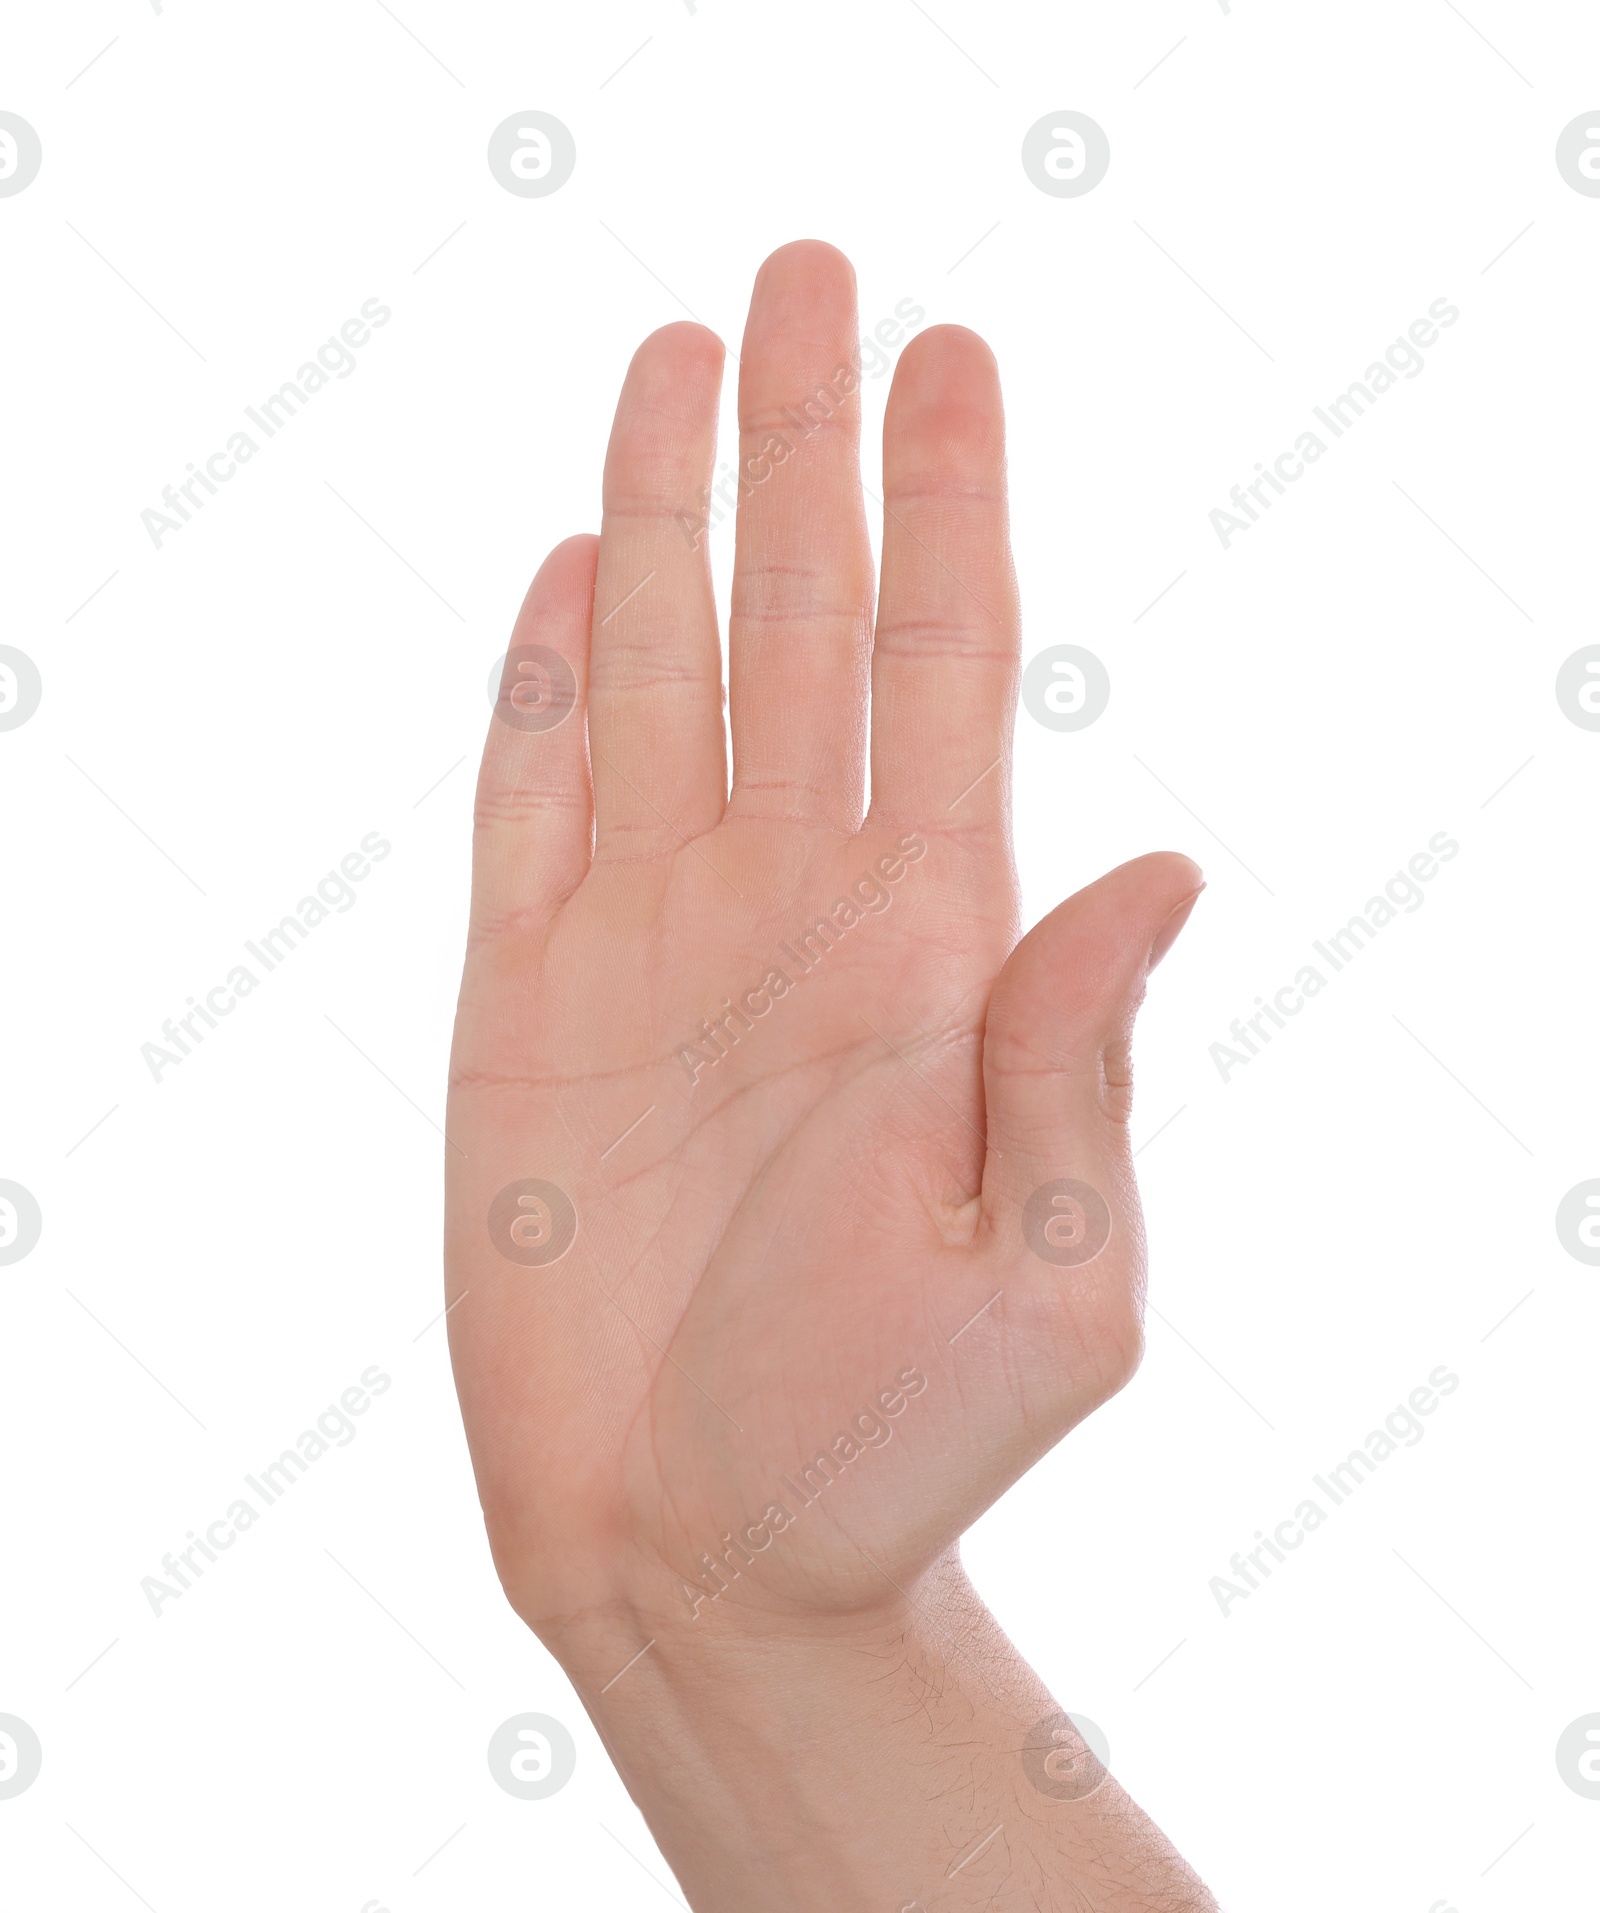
[1147,885,1205,973]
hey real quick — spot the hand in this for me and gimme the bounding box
[445,240,1211,1911]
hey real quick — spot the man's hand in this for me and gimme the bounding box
[445,240,1212,1911]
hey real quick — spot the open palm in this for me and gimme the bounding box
[445,242,1201,1658]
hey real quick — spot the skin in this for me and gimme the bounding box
[445,240,1217,1911]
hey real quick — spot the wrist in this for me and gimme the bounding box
[540,1556,1202,1913]
[557,1558,1021,1911]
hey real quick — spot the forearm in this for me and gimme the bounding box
[550,1555,1217,1913]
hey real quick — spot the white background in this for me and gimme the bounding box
[3,1,1597,1908]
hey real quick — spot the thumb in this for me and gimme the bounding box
[975,852,1203,1376]
[980,851,1204,1181]
[907,854,1204,1533]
